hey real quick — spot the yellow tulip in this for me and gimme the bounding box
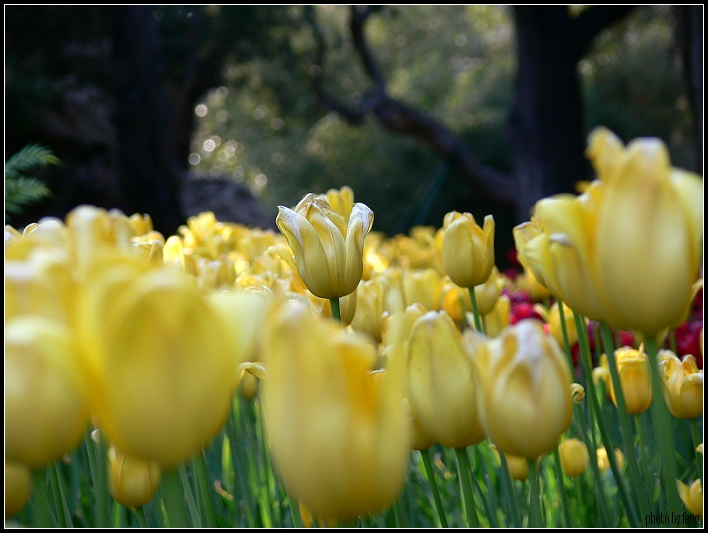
[596,446,625,473]
[76,262,237,468]
[676,479,703,519]
[5,461,32,518]
[476,294,511,338]
[441,211,495,288]
[589,127,703,334]
[402,268,443,311]
[604,347,652,415]
[491,446,529,482]
[535,301,578,349]
[442,279,471,324]
[351,276,390,342]
[559,438,589,477]
[5,317,89,468]
[406,311,485,449]
[324,185,355,220]
[658,351,703,419]
[469,319,572,459]
[276,193,374,299]
[261,301,410,522]
[108,446,162,507]
[473,267,507,316]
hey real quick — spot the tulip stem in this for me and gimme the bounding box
[599,323,652,519]
[467,288,484,334]
[689,419,703,486]
[329,298,341,322]
[645,335,682,514]
[84,429,111,528]
[573,311,640,527]
[134,506,149,528]
[527,459,544,527]
[556,301,576,373]
[48,461,72,527]
[551,448,572,527]
[161,468,191,527]
[193,450,217,527]
[454,447,479,527]
[420,448,449,528]
[31,468,54,527]
[498,453,522,528]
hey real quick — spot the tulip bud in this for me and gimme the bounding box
[5,461,32,518]
[407,311,485,449]
[351,277,390,342]
[491,445,529,481]
[597,447,625,473]
[441,211,495,288]
[676,479,703,519]
[402,268,442,311]
[108,446,162,507]
[470,319,572,459]
[559,438,589,477]
[604,347,652,415]
[476,294,511,337]
[472,267,507,316]
[658,351,703,419]
[276,193,374,299]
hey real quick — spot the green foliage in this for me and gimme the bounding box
[5,144,60,220]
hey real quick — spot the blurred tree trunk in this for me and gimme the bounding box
[111,6,184,235]
[675,5,703,174]
[509,6,635,221]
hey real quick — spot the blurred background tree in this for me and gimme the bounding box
[5,5,701,258]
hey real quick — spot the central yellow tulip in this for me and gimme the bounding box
[469,319,572,459]
[261,301,410,522]
[601,347,652,415]
[276,193,374,299]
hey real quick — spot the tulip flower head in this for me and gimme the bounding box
[470,319,573,459]
[658,350,703,419]
[276,192,374,299]
[676,479,703,519]
[108,446,162,508]
[559,438,590,477]
[603,346,653,415]
[441,211,495,288]
[4,461,32,518]
[261,301,410,522]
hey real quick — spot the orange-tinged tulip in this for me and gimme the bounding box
[5,461,32,518]
[261,301,410,522]
[406,311,485,449]
[470,319,572,459]
[559,438,589,477]
[658,351,703,419]
[5,317,89,468]
[276,193,374,299]
[108,446,162,507]
[441,211,495,288]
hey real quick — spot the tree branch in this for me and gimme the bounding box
[309,5,515,204]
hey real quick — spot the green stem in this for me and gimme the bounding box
[329,297,341,321]
[134,506,149,528]
[689,418,703,487]
[179,464,202,527]
[286,490,304,528]
[161,468,191,528]
[527,459,544,527]
[84,430,111,527]
[467,288,484,333]
[454,447,479,527]
[645,335,683,514]
[599,323,651,518]
[499,453,523,528]
[393,499,405,528]
[31,468,54,527]
[551,448,572,527]
[193,451,217,527]
[48,462,72,527]
[557,300,577,372]
[634,414,655,504]
[420,448,448,528]
[573,311,640,527]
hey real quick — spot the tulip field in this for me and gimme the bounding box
[4,127,703,528]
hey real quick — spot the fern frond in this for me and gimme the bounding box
[5,176,52,217]
[5,143,61,180]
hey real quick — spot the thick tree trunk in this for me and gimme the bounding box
[111,6,184,235]
[508,7,589,221]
